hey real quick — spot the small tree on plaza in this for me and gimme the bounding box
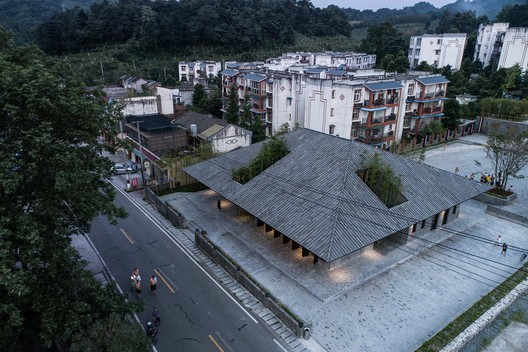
[486,131,528,191]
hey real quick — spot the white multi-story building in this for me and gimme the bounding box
[408,33,467,70]
[498,27,528,72]
[178,61,222,84]
[474,23,528,72]
[264,51,376,71]
[221,66,449,149]
[474,23,510,68]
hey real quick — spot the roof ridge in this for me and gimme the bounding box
[323,142,356,260]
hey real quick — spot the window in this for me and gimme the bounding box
[289,113,291,121]
[412,224,417,233]
[452,205,457,214]
[352,110,359,120]
[435,50,441,55]
[407,84,414,95]
[331,108,334,117]
[421,220,426,229]
[437,39,442,44]
[251,81,260,94]
[181,65,186,72]
[332,90,336,99]
[406,102,412,111]
[329,125,335,134]
[354,89,362,102]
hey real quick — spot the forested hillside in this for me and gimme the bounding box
[35,0,351,56]
[0,0,114,44]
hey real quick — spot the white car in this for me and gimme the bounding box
[111,163,137,175]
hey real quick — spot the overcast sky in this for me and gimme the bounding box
[311,0,455,11]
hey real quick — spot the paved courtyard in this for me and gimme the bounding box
[162,133,528,351]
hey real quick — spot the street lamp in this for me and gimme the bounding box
[133,121,146,188]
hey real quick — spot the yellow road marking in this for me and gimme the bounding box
[154,268,177,293]
[209,335,224,352]
[120,228,135,244]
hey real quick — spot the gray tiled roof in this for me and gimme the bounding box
[243,73,267,82]
[184,129,490,262]
[171,111,227,133]
[417,76,450,85]
[364,81,403,91]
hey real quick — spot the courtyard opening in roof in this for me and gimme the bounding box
[357,152,407,208]
[232,136,289,184]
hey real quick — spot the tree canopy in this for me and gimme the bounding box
[35,0,352,55]
[0,28,146,351]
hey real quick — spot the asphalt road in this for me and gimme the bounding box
[89,188,289,352]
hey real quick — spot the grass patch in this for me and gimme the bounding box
[417,261,528,351]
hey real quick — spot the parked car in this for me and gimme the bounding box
[111,163,138,175]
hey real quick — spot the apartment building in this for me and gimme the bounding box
[498,27,528,72]
[408,33,467,70]
[221,66,449,149]
[178,60,222,84]
[265,51,376,71]
[474,23,510,68]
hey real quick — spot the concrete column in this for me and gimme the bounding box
[313,255,319,264]
[265,223,272,232]
[282,235,290,244]
[256,218,264,227]
[302,248,309,257]
[292,241,300,250]
[273,229,281,238]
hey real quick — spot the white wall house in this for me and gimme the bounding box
[498,27,528,72]
[178,61,222,84]
[474,23,510,67]
[202,125,252,153]
[408,33,467,70]
[120,96,159,116]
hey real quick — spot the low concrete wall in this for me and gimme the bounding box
[474,192,517,206]
[195,232,309,337]
[486,206,528,227]
[145,188,186,228]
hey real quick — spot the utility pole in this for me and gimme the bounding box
[134,121,146,188]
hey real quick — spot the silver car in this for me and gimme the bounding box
[111,163,137,175]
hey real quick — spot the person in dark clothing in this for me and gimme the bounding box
[502,243,508,256]
[217,199,222,211]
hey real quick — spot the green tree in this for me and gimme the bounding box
[0,35,144,351]
[192,83,207,107]
[442,99,461,130]
[360,22,406,64]
[358,153,405,208]
[232,136,289,184]
[225,85,239,124]
[486,132,528,190]
[250,113,266,143]
[240,95,252,129]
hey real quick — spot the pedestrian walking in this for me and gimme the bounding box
[130,272,137,292]
[217,199,222,211]
[502,243,508,256]
[150,275,158,295]
[443,142,447,151]
[454,166,459,174]
[135,280,142,299]
[152,306,161,327]
[509,185,514,193]
[495,235,502,246]
[134,268,141,282]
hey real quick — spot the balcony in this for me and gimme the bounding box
[435,90,445,97]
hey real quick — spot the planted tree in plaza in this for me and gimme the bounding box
[0,28,148,351]
[485,131,528,191]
